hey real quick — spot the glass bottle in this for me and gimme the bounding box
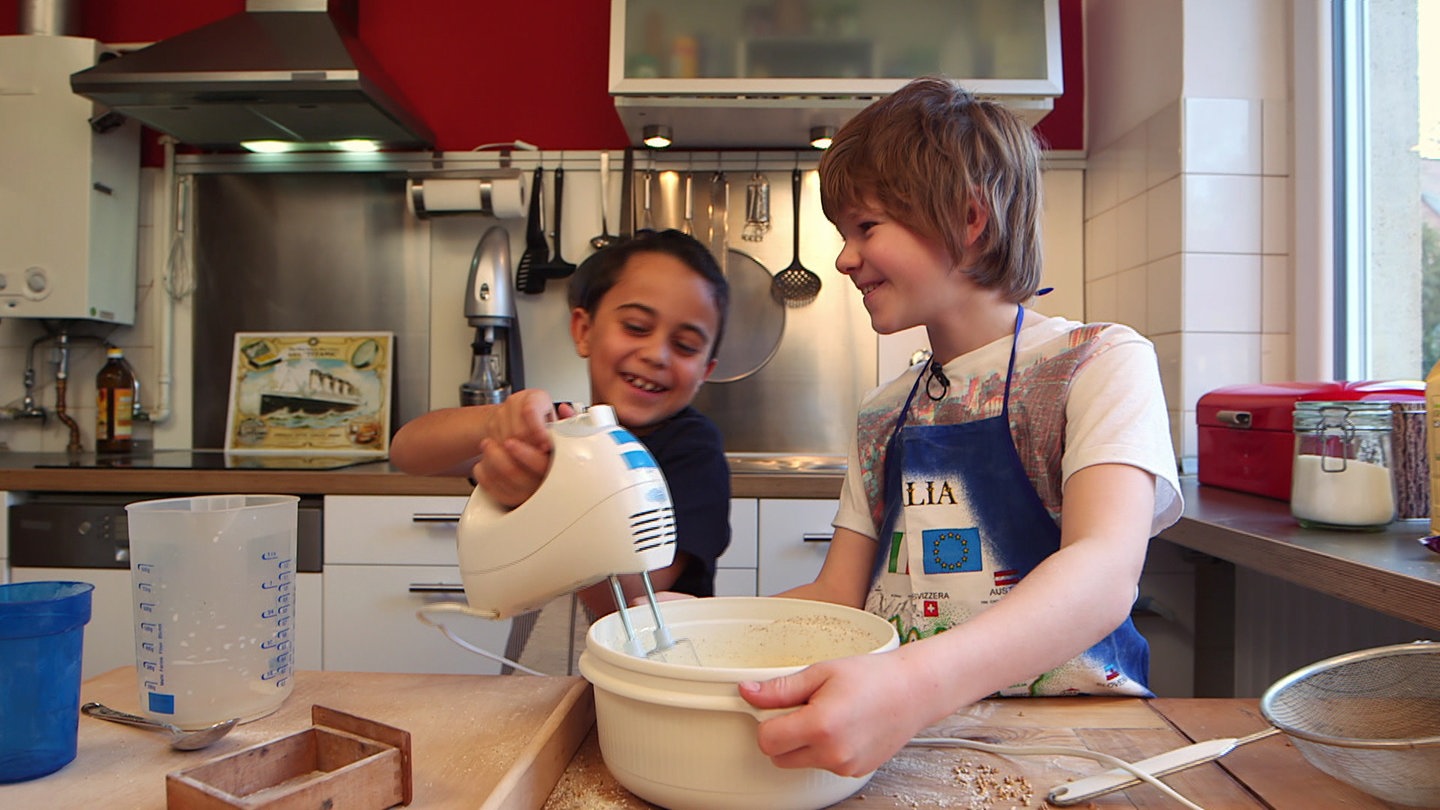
[1291,401,1396,530]
[96,347,136,454]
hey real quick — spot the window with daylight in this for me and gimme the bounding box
[1333,0,1437,379]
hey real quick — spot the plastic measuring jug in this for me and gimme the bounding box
[0,581,94,783]
[124,494,298,730]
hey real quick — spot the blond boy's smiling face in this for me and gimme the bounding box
[570,252,720,432]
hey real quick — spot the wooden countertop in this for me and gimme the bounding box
[1160,478,1440,631]
[0,452,845,499]
[3,669,1397,809]
[1,668,595,809]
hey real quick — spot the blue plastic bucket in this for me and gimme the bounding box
[0,581,94,783]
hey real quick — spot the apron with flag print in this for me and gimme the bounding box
[864,306,1151,697]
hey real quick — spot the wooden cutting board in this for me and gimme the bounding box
[0,668,593,810]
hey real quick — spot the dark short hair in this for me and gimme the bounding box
[568,229,730,359]
[819,77,1044,303]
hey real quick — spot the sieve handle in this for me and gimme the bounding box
[1048,726,1283,805]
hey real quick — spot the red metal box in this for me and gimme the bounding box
[1196,381,1424,501]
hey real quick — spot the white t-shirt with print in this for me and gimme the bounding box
[834,313,1183,542]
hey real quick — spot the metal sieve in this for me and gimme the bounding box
[1260,641,1440,807]
[1049,641,1440,806]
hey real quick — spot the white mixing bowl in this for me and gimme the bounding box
[578,596,900,810]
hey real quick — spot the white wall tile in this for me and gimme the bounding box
[1114,125,1150,204]
[1038,168,1086,321]
[1084,207,1118,280]
[1261,175,1290,255]
[1085,143,1120,215]
[1183,174,1262,254]
[1175,406,1198,464]
[1182,253,1262,332]
[1116,194,1149,272]
[1146,177,1183,262]
[1146,100,1183,189]
[1168,408,1186,464]
[1182,98,1263,175]
[1262,98,1292,176]
[1181,0,1288,101]
[1152,331,1182,411]
[1180,331,1262,408]
[1147,254,1184,335]
[1261,254,1293,334]
[1116,266,1149,333]
[1261,333,1295,382]
[1086,274,1119,324]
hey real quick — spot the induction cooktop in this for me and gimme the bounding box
[36,450,385,471]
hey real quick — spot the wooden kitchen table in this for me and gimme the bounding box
[5,669,1404,809]
[547,696,1404,809]
[0,668,594,809]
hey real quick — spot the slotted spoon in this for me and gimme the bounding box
[770,167,822,307]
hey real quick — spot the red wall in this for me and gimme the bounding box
[2,0,1083,152]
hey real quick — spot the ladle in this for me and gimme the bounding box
[770,167,822,307]
[81,701,238,751]
[590,151,618,250]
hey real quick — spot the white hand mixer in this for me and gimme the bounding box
[450,405,697,663]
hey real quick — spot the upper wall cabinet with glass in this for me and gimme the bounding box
[609,0,1062,148]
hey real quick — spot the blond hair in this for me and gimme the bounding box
[819,77,1044,302]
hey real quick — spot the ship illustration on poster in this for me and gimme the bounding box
[226,332,393,456]
[259,353,363,416]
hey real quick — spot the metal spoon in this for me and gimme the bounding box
[81,701,238,750]
[590,151,617,250]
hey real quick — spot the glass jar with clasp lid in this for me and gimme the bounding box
[1291,401,1397,530]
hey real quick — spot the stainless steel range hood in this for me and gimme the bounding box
[69,0,433,148]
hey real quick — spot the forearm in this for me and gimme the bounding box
[906,540,1144,721]
[390,406,496,476]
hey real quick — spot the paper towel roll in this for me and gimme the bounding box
[486,176,525,219]
[409,176,526,219]
[419,178,482,213]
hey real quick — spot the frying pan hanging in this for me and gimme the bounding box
[710,247,785,383]
[706,171,783,383]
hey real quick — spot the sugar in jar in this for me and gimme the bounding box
[1291,401,1397,530]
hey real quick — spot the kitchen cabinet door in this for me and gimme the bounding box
[717,498,759,596]
[323,495,514,674]
[322,563,512,675]
[612,1,1061,98]
[757,499,838,596]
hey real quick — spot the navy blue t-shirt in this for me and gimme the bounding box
[637,406,731,597]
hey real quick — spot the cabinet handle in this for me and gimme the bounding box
[802,533,831,543]
[411,513,461,524]
[408,583,466,593]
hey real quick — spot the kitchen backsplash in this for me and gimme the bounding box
[0,150,1088,458]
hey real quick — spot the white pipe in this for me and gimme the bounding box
[146,137,183,424]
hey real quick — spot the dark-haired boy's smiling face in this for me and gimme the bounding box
[571,252,720,432]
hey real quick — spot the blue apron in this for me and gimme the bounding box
[866,306,1150,696]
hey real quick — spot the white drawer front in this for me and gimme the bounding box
[324,495,468,565]
[322,563,511,675]
[719,498,758,569]
[715,568,758,597]
[758,499,838,596]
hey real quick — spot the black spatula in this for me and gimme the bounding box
[536,166,577,281]
[515,166,549,294]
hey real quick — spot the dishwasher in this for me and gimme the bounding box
[8,493,324,679]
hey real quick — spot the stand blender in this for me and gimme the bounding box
[460,226,524,405]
